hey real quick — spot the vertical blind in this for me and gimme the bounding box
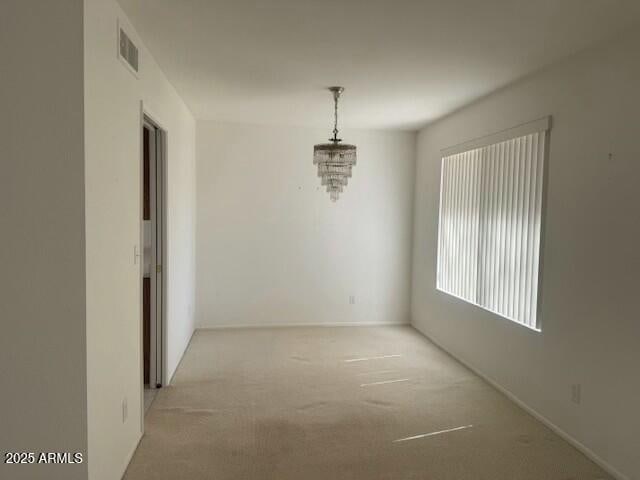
[437,118,549,330]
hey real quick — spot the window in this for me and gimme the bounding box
[436,117,550,330]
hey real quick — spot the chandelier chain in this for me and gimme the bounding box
[332,93,339,142]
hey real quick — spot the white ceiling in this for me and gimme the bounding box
[118,0,640,130]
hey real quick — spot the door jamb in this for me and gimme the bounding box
[139,103,168,431]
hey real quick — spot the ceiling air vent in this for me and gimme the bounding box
[118,25,139,76]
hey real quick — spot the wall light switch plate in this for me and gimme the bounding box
[122,397,128,422]
[571,384,581,404]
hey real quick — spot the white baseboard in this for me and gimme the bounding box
[197,321,410,330]
[411,325,629,480]
[120,430,143,480]
[167,327,197,386]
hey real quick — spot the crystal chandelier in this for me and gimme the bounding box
[313,87,356,202]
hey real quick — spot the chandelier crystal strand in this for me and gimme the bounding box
[313,87,357,202]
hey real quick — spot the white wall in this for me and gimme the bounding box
[411,27,640,480]
[197,122,415,328]
[0,2,87,479]
[84,0,196,478]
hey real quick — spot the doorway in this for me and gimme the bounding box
[142,115,166,414]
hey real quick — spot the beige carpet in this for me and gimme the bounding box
[124,326,610,480]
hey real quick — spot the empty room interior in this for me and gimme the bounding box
[2,1,640,479]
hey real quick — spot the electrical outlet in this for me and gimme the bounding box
[122,397,128,422]
[349,295,355,305]
[570,384,581,404]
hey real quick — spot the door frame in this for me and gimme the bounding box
[139,104,168,427]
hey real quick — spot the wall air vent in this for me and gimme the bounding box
[118,24,139,76]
